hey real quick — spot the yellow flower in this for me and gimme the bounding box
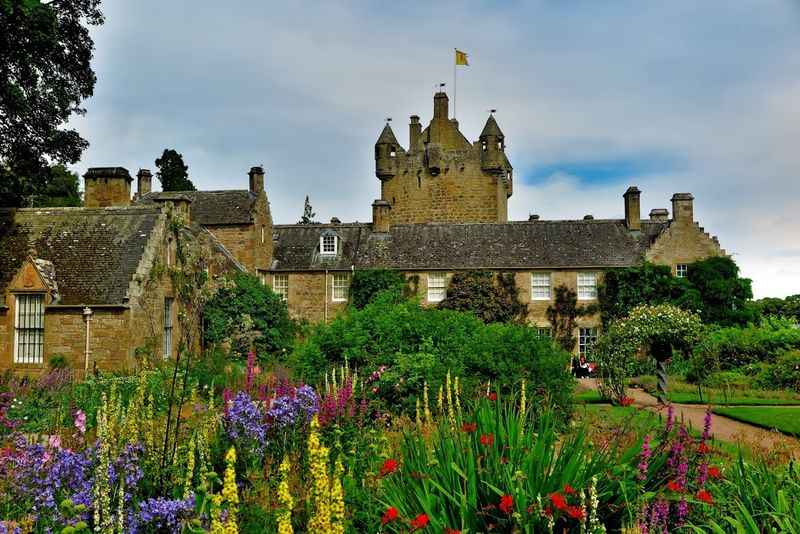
[329,456,346,534]
[307,416,331,532]
[276,456,294,534]
[423,381,431,424]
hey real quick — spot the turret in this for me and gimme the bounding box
[479,113,505,173]
[375,123,402,181]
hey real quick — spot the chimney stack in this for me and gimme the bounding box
[248,166,264,194]
[649,208,669,222]
[433,91,449,120]
[136,169,152,198]
[671,193,694,224]
[372,199,391,233]
[83,167,132,208]
[623,186,641,231]
[409,115,421,152]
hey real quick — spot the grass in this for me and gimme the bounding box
[632,375,800,406]
[713,406,800,437]
[573,389,605,404]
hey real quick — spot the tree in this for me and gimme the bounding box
[155,149,195,191]
[298,195,317,224]
[350,269,408,309]
[438,271,528,324]
[31,164,82,207]
[0,0,104,207]
[756,294,800,323]
[685,256,758,326]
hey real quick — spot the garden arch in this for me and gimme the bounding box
[594,304,702,403]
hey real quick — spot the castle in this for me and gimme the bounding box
[0,90,726,373]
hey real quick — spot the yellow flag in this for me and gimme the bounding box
[455,49,469,66]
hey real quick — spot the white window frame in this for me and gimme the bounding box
[577,272,598,300]
[676,264,688,278]
[531,272,551,300]
[320,234,337,255]
[332,273,349,302]
[163,297,174,360]
[536,327,552,339]
[427,272,447,303]
[14,294,45,364]
[273,273,289,301]
[579,327,598,357]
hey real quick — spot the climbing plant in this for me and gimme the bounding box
[594,304,703,403]
[546,285,597,353]
[350,269,408,309]
[439,271,528,324]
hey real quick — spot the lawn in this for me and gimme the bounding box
[632,375,800,406]
[713,406,800,436]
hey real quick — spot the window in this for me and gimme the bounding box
[273,274,289,301]
[531,272,551,300]
[261,225,265,244]
[427,272,447,303]
[389,146,396,157]
[320,234,337,255]
[536,327,552,338]
[332,273,349,302]
[676,264,688,278]
[14,294,44,364]
[577,272,597,300]
[579,327,598,357]
[163,297,173,360]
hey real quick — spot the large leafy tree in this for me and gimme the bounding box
[31,164,82,206]
[439,271,528,324]
[155,148,195,191]
[684,256,758,326]
[0,0,103,207]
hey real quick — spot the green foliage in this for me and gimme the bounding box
[291,294,573,418]
[349,269,407,309]
[439,271,528,324]
[685,256,758,326]
[756,294,800,323]
[595,304,703,401]
[546,285,597,353]
[29,164,82,207]
[49,354,69,369]
[687,317,800,381]
[203,272,296,360]
[155,148,195,191]
[598,257,758,328]
[754,350,800,391]
[298,195,318,224]
[0,0,103,207]
[598,262,692,327]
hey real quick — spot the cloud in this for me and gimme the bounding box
[68,0,800,297]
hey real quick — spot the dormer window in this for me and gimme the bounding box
[320,232,337,255]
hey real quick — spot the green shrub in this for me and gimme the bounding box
[439,270,528,324]
[349,269,408,309]
[291,293,573,419]
[755,350,800,391]
[48,354,69,369]
[687,318,800,382]
[203,272,296,360]
[700,370,753,389]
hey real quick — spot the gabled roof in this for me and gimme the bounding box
[0,207,163,305]
[136,190,256,225]
[270,219,669,271]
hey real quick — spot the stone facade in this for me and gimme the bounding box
[83,167,133,208]
[267,272,349,323]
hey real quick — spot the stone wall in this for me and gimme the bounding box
[206,224,257,271]
[266,271,349,323]
[381,157,507,224]
[645,220,725,273]
[84,178,131,208]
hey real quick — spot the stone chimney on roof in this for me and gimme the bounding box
[649,208,669,222]
[83,167,132,207]
[248,166,264,194]
[372,199,391,233]
[136,169,152,199]
[624,186,641,231]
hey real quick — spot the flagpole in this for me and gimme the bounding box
[453,48,457,119]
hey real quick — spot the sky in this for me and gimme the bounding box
[69,1,800,298]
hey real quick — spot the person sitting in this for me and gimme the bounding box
[573,356,591,378]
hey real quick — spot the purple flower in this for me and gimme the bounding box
[223,391,267,452]
[74,410,86,434]
[676,497,689,526]
[132,495,195,533]
[702,408,713,441]
[638,434,651,481]
[267,384,319,428]
[665,404,675,434]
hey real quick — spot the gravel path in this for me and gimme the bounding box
[578,379,800,453]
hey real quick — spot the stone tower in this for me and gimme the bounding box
[373,91,513,227]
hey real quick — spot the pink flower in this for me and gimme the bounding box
[48,435,62,449]
[74,410,86,434]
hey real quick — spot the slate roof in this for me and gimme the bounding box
[271,219,669,271]
[0,207,162,305]
[136,190,256,225]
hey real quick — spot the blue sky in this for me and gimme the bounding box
[69,0,800,297]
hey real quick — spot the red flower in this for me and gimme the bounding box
[549,492,568,511]
[620,396,635,407]
[499,494,514,514]
[480,433,494,447]
[444,529,461,534]
[697,489,714,504]
[461,422,477,433]
[488,392,498,401]
[543,506,553,517]
[698,442,711,454]
[410,513,429,531]
[563,484,576,495]
[381,507,399,525]
[380,458,399,477]
[667,480,684,493]
[708,466,722,479]
[566,505,584,520]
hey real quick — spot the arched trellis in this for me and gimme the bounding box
[594,304,703,404]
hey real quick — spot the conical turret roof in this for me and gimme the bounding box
[376,123,400,145]
[480,114,504,138]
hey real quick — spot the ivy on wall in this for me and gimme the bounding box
[546,285,597,353]
[349,269,408,309]
[439,271,528,324]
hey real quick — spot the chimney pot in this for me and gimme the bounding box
[372,199,391,233]
[649,208,669,222]
[136,168,152,199]
[83,167,132,207]
[671,193,694,223]
[409,115,422,152]
[248,166,265,194]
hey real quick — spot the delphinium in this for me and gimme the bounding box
[129,495,196,533]
[223,391,267,453]
[266,384,319,429]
